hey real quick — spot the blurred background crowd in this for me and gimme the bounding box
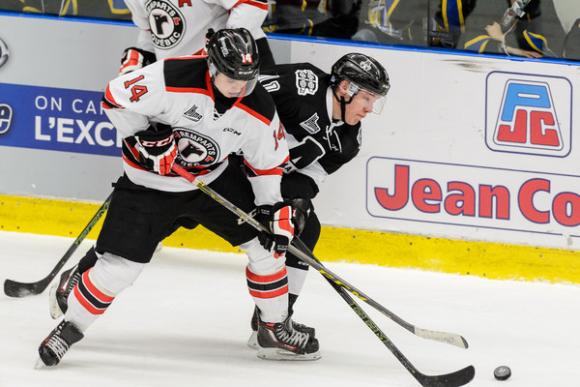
[1,0,578,60]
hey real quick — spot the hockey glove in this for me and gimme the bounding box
[119,47,157,75]
[255,202,295,258]
[134,127,178,176]
[288,198,312,236]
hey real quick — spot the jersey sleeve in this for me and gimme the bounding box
[102,60,167,138]
[208,0,268,39]
[124,0,156,52]
[241,113,289,205]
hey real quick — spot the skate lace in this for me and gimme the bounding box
[46,334,70,360]
[65,271,80,294]
[276,322,309,348]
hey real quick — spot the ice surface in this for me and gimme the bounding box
[1,231,578,387]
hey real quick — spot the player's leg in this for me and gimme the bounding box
[194,163,319,360]
[39,176,179,366]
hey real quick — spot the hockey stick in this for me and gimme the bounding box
[3,193,112,298]
[172,164,467,348]
[172,165,475,386]
[292,237,475,387]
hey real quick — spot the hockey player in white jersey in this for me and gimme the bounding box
[37,28,319,367]
[119,0,274,75]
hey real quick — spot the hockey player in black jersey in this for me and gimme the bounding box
[246,52,390,347]
[37,28,319,368]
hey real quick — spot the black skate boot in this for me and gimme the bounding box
[38,320,84,367]
[247,295,316,349]
[256,316,320,360]
[49,265,80,319]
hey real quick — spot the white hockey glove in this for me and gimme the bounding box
[119,47,157,75]
[255,202,295,258]
[134,127,178,176]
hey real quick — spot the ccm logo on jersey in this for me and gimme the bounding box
[485,72,572,157]
[0,104,12,135]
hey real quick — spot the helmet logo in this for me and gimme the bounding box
[360,59,373,72]
[241,53,253,64]
[295,69,319,96]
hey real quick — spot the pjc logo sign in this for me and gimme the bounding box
[485,72,572,157]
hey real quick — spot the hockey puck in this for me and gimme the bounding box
[494,365,511,381]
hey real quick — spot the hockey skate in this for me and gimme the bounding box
[37,320,84,367]
[247,307,316,349]
[256,316,320,361]
[49,265,80,319]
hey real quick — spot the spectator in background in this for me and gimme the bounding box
[352,0,429,46]
[0,0,132,19]
[263,0,360,39]
[429,0,477,48]
[463,0,555,58]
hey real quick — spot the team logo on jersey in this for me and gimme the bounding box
[0,104,13,135]
[485,72,572,157]
[0,38,9,69]
[299,112,321,134]
[174,128,220,168]
[183,104,203,122]
[295,69,318,96]
[145,0,185,50]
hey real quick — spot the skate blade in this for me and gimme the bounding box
[34,358,48,369]
[257,347,321,361]
[48,283,63,320]
[247,331,259,350]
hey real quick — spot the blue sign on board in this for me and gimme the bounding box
[0,83,121,157]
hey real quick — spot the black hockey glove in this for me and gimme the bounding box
[119,47,157,75]
[255,202,295,257]
[134,126,178,176]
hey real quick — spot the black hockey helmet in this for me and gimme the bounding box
[206,28,260,81]
[331,53,390,114]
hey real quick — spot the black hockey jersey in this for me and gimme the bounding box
[260,63,362,190]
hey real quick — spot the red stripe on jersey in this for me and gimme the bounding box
[164,54,207,60]
[82,271,115,303]
[73,285,106,315]
[246,267,287,284]
[205,70,215,100]
[249,285,289,299]
[104,84,123,108]
[233,0,269,10]
[243,157,288,176]
[235,102,271,126]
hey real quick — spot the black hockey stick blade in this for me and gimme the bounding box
[3,194,112,298]
[4,277,52,298]
[416,365,475,387]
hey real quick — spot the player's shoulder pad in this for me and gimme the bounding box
[238,83,276,124]
[163,57,208,89]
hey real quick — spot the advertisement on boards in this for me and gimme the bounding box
[0,83,121,157]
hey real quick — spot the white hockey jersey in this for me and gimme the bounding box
[124,0,268,59]
[103,56,288,205]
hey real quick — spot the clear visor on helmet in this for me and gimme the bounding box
[209,61,259,97]
[347,82,388,114]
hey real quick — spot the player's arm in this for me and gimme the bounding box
[216,0,269,40]
[102,61,177,175]
[120,0,157,74]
